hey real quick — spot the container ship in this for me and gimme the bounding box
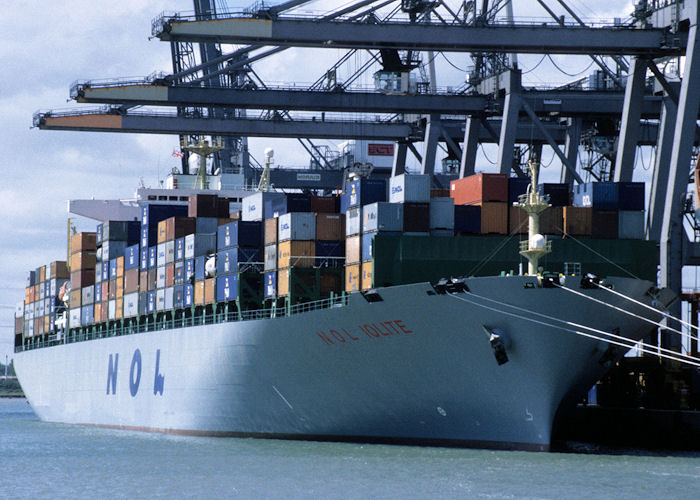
[12,163,673,451]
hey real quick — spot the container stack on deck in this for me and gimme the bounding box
[16,175,655,347]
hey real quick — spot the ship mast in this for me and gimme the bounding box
[516,160,552,275]
[180,136,225,190]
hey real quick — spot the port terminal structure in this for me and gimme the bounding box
[33,0,700,353]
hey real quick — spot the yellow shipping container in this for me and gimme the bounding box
[194,281,205,305]
[345,264,361,293]
[277,240,315,268]
[115,298,123,320]
[361,261,373,291]
[157,219,168,244]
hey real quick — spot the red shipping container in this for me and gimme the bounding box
[310,195,339,213]
[71,269,95,289]
[166,217,196,241]
[591,210,619,239]
[403,203,430,233]
[450,174,508,205]
[188,194,219,218]
[316,214,345,241]
[477,202,508,234]
[165,263,175,287]
[124,268,140,294]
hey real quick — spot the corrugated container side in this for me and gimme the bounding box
[573,182,618,209]
[346,235,361,264]
[403,203,430,233]
[175,238,185,262]
[316,213,344,241]
[215,273,238,302]
[429,197,455,230]
[71,269,95,289]
[102,221,140,245]
[204,278,215,304]
[188,194,219,218]
[277,240,315,268]
[70,232,97,254]
[80,305,94,326]
[389,174,431,203]
[315,240,344,267]
[69,289,82,309]
[165,216,196,241]
[362,232,375,262]
[123,292,139,317]
[345,207,361,236]
[101,240,128,262]
[70,251,96,271]
[125,244,140,270]
[139,293,148,315]
[116,256,125,278]
[478,202,508,234]
[165,240,175,264]
[310,195,339,213]
[184,285,194,307]
[156,289,166,311]
[165,263,175,287]
[362,202,403,233]
[345,264,361,292]
[184,233,217,259]
[141,204,187,229]
[509,206,528,234]
[139,247,149,271]
[164,287,174,310]
[147,291,157,313]
[147,270,156,291]
[81,285,94,305]
[50,261,69,279]
[195,217,218,234]
[242,192,286,221]
[124,268,139,293]
[618,210,645,239]
[450,174,508,205]
[264,218,278,245]
[563,206,592,235]
[156,266,166,289]
[278,212,316,241]
[217,221,262,249]
[591,210,619,239]
[194,281,204,305]
[540,206,564,235]
[217,247,261,274]
[184,259,195,282]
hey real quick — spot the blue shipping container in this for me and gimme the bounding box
[109,258,117,280]
[175,237,185,261]
[216,273,238,302]
[264,193,311,217]
[140,247,149,271]
[95,283,102,303]
[573,182,618,209]
[80,305,94,326]
[101,261,110,282]
[217,221,262,249]
[539,183,570,207]
[347,178,386,208]
[174,262,185,285]
[173,285,185,309]
[184,284,194,307]
[264,271,277,298]
[148,246,157,269]
[195,256,207,281]
[141,204,187,228]
[147,291,156,314]
[508,177,530,205]
[125,244,140,270]
[140,226,149,249]
[617,182,645,210]
[96,223,104,246]
[362,232,374,262]
[217,247,261,275]
[454,205,481,233]
[185,259,195,282]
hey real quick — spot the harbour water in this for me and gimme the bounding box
[1,398,699,499]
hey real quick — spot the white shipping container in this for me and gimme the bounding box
[345,207,362,236]
[618,210,645,239]
[430,197,455,230]
[157,242,167,267]
[108,299,117,320]
[37,300,45,316]
[156,289,166,311]
[185,233,217,259]
[165,240,175,263]
[389,174,431,203]
[264,244,277,271]
[70,308,81,328]
[95,263,103,284]
[25,320,34,337]
[15,302,23,318]
[278,212,316,241]
[123,292,139,317]
[157,266,166,289]
[165,287,174,310]
[362,202,403,233]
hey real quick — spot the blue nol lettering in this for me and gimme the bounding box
[106,353,118,395]
[129,349,142,397]
[153,349,165,396]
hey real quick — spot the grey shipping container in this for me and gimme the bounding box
[242,192,286,221]
[123,292,139,317]
[184,233,217,259]
[81,285,94,305]
[157,243,167,267]
[429,197,455,230]
[278,212,316,242]
[389,174,431,203]
[195,217,219,234]
[165,240,175,263]
[362,202,403,233]
[264,244,277,271]
[618,210,645,239]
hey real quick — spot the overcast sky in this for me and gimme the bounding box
[0,0,638,360]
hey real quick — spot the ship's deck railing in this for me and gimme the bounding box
[16,294,350,353]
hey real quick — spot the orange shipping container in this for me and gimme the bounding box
[94,303,102,323]
[563,206,592,236]
[115,298,123,320]
[101,282,109,302]
[71,269,95,289]
[116,278,124,298]
[69,288,82,309]
[194,281,205,305]
[116,256,125,278]
[345,235,361,264]
[277,240,315,268]
[38,265,46,283]
[204,278,215,304]
[277,269,291,297]
[450,174,508,205]
[345,264,361,293]
[166,216,196,241]
[70,232,97,255]
[165,263,175,287]
[477,202,508,234]
[361,261,373,291]
[70,251,97,271]
[509,206,528,235]
[100,301,109,322]
[157,219,168,244]
[316,214,345,241]
[509,206,563,235]
[265,217,278,245]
